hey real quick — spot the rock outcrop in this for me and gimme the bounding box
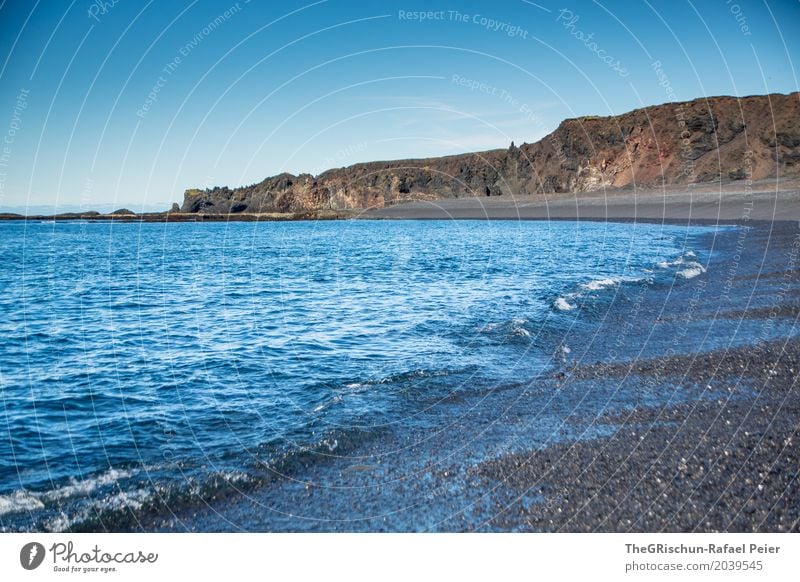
[182,92,800,213]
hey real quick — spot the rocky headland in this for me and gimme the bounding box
[179,92,799,215]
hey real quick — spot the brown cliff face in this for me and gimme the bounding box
[181,92,800,213]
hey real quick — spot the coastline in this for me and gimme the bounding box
[474,218,799,532]
[105,214,798,533]
[0,209,349,222]
[9,188,796,533]
[4,180,799,224]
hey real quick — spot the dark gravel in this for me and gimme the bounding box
[474,339,800,532]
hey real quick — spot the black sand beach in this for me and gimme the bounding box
[364,181,800,222]
[478,339,800,532]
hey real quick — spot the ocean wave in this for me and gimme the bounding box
[580,277,620,291]
[48,429,378,532]
[509,317,531,337]
[376,368,453,385]
[553,297,576,311]
[6,468,263,533]
[657,251,707,279]
[0,490,45,515]
[40,468,134,502]
[476,317,536,342]
[552,249,706,313]
[677,264,707,279]
[552,277,627,313]
[1,426,375,531]
[0,467,135,517]
[313,394,344,413]
[512,326,531,337]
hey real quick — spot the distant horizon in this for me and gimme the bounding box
[0,202,173,214]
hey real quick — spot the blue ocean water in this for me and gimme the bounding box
[0,219,712,530]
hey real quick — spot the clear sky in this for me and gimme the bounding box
[0,0,798,211]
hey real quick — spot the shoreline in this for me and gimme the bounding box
[4,180,799,224]
[7,205,796,533]
[114,217,799,533]
[474,219,800,532]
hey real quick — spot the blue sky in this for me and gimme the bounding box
[0,0,798,210]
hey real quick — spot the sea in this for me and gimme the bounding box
[0,218,719,531]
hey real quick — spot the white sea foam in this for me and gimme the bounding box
[658,251,707,279]
[555,274,643,311]
[98,488,150,512]
[0,467,134,517]
[0,490,45,516]
[658,251,704,276]
[40,468,133,502]
[41,488,153,533]
[42,513,72,533]
[554,297,576,311]
[657,256,685,268]
[217,471,251,485]
[677,263,707,279]
[580,278,619,291]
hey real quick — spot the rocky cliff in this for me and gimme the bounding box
[181,92,800,214]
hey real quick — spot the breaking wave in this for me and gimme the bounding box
[552,249,707,313]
